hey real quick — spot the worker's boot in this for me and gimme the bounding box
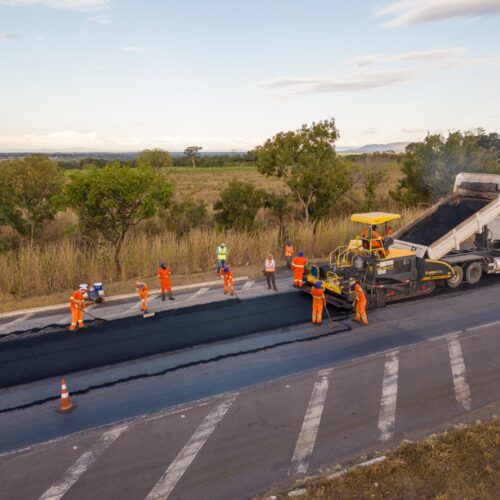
[168,292,174,301]
[162,293,165,302]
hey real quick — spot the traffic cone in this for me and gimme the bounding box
[57,378,76,413]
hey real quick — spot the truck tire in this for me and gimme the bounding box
[465,261,482,285]
[375,289,387,308]
[447,265,463,288]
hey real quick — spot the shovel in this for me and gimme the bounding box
[324,305,337,329]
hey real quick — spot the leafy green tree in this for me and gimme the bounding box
[214,180,265,231]
[264,191,293,242]
[167,197,208,236]
[136,148,173,170]
[391,131,500,205]
[255,118,352,224]
[362,165,387,211]
[64,162,173,276]
[184,146,203,168]
[0,155,64,244]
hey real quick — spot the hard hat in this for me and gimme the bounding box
[136,281,144,289]
[287,240,291,245]
[372,224,378,230]
[298,251,304,257]
[223,267,229,273]
[79,287,87,293]
[314,281,323,289]
[160,262,166,269]
[221,243,226,247]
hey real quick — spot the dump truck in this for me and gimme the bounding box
[302,172,500,309]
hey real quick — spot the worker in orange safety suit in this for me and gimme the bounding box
[311,281,327,325]
[220,267,234,296]
[353,281,368,325]
[69,287,87,331]
[292,251,308,287]
[136,281,149,312]
[361,225,383,249]
[285,240,294,269]
[157,262,174,301]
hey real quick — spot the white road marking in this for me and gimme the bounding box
[290,368,333,475]
[0,313,34,334]
[127,300,141,312]
[38,425,128,500]
[145,394,238,500]
[378,350,399,442]
[447,335,472,411]
[465,319,500,331]
[242,280,255,290]
[184,287,210,302]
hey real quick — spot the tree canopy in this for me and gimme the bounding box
[0,155,64,243]
[64,162,173,275]
[136,148,173,170]
[184,146,203,168]
[391,131,500,204]
[255,118,352,223]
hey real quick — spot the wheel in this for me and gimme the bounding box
[446,265,463,288]
[375,289,387,308]
[465,261,482,285]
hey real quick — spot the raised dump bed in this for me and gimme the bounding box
[392,173,500,260]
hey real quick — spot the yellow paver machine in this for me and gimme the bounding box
[302,212,454,309]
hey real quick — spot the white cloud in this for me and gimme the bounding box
[377,0,500,28]
[121,46,146,53]
[0,130,262,152]
[348,47,466,67]
[0,0,111,12]
[0,32,17,41]
[258,69,418,95]
[88,13,112,24]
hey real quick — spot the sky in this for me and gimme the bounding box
[0,0,499,152]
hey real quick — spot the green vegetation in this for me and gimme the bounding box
[273,418,500,500]
[0,120,498,302]
[392,130,500,204]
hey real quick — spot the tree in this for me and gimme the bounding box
[361,164,387,212]
[0,155,64,244]
[136,148,173,170]
[255,118,352,224]
[64,162,173,276]
[184,146,203,168]
[214,180,265,231]
[264,191,293,242]
[391,130,500,205]
[166,197,208,236]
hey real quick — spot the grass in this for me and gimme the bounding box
[0,207,422,312]
[272,417,500,500]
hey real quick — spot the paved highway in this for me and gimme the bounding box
[0,276,499,499]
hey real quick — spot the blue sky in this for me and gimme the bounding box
[0,0,499,151]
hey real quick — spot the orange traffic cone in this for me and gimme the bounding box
[57,378,76,413]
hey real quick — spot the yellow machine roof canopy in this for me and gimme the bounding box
[350,212,401,225]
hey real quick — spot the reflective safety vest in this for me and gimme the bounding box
[311,287,326,303]
[157,267,171,281]
[265,259,276,272]
[292,256,308,269]
[285,244,294,257]
[69,291,85,310]
[217,246,227,260]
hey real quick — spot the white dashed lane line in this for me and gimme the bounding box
[184,287,210,302]
[378,350,399,442]
[447,335,472,411]
[0,313,34,335]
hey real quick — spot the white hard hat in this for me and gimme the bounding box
[221,243,226,247]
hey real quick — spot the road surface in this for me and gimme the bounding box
[0,275,499,499]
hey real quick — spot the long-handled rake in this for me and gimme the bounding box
[324,305,337,329]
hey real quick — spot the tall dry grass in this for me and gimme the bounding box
[0,207,423,300]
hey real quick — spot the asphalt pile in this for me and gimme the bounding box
[397,196,489,246]
[0,293,313,389]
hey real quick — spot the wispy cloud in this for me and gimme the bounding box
[348,47,466,67]
[0,0,112,12]
[121,46,146,53]
[376,0,500,28]
[0,130,263,152]
[88,13,112,24]
[0,32,17,41]
[259,69,418,95]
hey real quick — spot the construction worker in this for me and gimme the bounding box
[361,225,383,249]
[311,281,326,325]
[264,253,278,291]
[69,286,87,331]
[216,242,228,273]
[220,267,234,296]
[292,251,308,287]
[285,240,294,269]
[353,280,368,325]
[157,262,174,301]
[136,281,149,313]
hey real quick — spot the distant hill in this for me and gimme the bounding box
[338,142,409,154]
